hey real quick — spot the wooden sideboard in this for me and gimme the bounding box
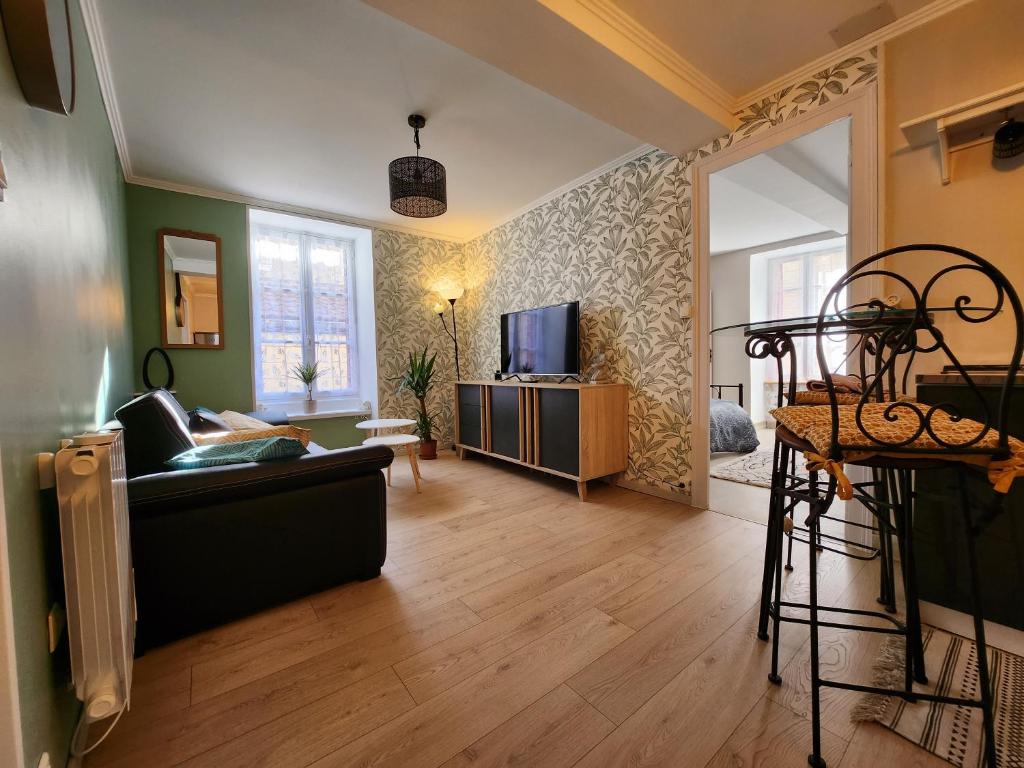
[455,380,628,500]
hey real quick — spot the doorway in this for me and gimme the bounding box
[692,85,879,526]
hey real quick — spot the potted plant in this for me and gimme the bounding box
[292,361,324,414]
[397,348,439,459]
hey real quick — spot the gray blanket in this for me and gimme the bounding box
[710,399,759,453]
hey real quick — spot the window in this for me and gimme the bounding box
[765,243,848,382]
[249,210,377,415]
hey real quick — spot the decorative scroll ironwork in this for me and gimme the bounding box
[815,245,1023,458]
[745,332,797,409]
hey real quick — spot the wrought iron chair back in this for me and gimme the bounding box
[745,316,901,412]
[744,332,797,410]
[815,244,1024,460]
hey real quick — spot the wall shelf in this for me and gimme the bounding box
[899,80,1024,184]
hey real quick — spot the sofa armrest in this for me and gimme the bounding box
[127,444,393,518]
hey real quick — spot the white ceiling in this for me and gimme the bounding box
[613,0,933,96]
[710,119,849,254]
[90,0,948,241]
[92,0,644,240]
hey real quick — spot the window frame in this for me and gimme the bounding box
[765,244,848,383]
[250,222,360,409]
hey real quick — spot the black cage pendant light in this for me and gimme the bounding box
[389,114,447,218]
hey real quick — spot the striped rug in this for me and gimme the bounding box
[853,625,1023,767]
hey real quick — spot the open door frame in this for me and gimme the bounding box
[691,84,880,511]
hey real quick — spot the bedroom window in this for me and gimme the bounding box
[249,209,378,416]
[765,243,848,382]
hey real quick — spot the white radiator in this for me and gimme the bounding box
[55,431,135,722]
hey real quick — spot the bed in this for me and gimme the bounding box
[710,383,759,453]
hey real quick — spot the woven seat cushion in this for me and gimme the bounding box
[787,392,917,406]
[791,391,864,405]
[770,403,1024,496]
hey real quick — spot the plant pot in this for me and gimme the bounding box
[303,399,317,414]
[419,439,437,460]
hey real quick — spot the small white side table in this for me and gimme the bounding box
[363,434,422,492]
[355,418,416,436]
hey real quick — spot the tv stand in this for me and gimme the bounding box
[455,380,628,501]
[498,374,581,384]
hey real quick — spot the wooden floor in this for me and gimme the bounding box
[84,451,948,768]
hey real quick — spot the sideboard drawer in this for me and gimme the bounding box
[458,403,482,448]
[458,384,481,406]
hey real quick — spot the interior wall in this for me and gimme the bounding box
[126,184,462,448]
[710,249,752,413]
[462,151,690,493]
[0,3,134,765]
[373,229,465,448]
[884,0,1024,373]
[126,184,250,410]
[462,50,878,497]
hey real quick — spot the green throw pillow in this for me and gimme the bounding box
[167,437,307,469]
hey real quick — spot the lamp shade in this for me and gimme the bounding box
[389,155,447,218]
[437,280,464,301]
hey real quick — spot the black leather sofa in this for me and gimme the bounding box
[115,390,392,651]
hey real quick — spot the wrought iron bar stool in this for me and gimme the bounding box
[747,325,902,648]
[770,244,1023,768]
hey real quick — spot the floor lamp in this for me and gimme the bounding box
[435,284,464,381]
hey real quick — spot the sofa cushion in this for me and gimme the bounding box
[115,389,197,478]
[218,410,275,430]
[188,406,234,434]
[167,437,308,469]
[194,425,312,448]
[127,443,392,516]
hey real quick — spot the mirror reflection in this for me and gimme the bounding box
[159,230,223,348]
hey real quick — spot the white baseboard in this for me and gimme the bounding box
[919,600,1024,656]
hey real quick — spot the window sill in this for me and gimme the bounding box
[283,407,371,421]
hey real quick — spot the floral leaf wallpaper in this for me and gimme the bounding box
[462,150,690,492]
[377,48,877,498]
[373,229,465,447]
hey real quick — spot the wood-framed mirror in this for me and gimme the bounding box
[158,229,224,349]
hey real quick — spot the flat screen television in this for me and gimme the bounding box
[500,301,580,376]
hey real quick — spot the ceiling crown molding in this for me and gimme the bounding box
[80,0,132,177]
[538,0,735,127]
[127,175,467,242]
[734,0,978,109]
[580,0,736,114]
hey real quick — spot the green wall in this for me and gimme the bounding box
[126,185,251,412]
[0,4,134,766]
[125,185,363,447]
[289,415,363,449]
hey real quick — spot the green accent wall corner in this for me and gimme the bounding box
[126,185,251,412]
[289,415,364,449]
[126,184,367,444]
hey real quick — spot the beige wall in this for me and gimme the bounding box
[884,0,1024,369]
